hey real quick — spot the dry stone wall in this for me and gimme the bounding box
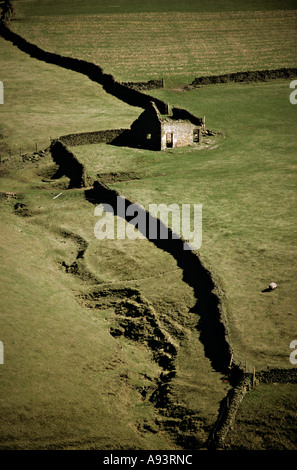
[208,367,297,449]
[121,79,164,91]
[50,140,87,188]
[256,367,297,384]
[0,11,193,121]
[59,129,128,147]
[186,68,297,89]
[2,0,297,451]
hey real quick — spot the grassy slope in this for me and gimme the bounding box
[0,36,140,158]
[0,4,176,450]
[0,155,230,448]
[224,383,297,450]
[74,80,297,371]
[0,0,296,450]
[122,81,297,370]
[0,171,173,450]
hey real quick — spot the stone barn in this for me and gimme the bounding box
[129,101,205,151]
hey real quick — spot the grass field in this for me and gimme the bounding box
[12,0,297,15]
[11,1,297,86]
[0,185,170,450]
[0,156,230,449]
[224,383,297,449]
[0,36,140,157]
[71,79,297,371]
[0,0,296,451]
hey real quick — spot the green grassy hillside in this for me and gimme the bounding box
[72,79,297,371]
[0,36,140,158]
[0,155,230,449]
[0,0,296,451]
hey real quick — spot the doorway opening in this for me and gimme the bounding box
[166,132,173,148]
[193,128,200,143]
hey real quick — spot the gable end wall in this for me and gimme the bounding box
[161,120,199,150]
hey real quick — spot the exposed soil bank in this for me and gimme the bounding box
[62,231,209,448]
[185,68,297,89]
[80,287,178,373]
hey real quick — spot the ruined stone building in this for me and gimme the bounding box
[130,101,205,151]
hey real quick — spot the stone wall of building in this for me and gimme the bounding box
[171,108,203,126]
[130,102,162,150]
[161,120,199,150]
